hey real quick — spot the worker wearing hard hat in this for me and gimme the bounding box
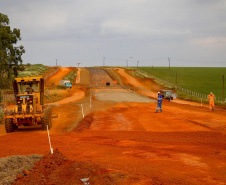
[208,92,215,112]
[155,92,163,113]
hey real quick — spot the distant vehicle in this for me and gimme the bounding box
[160,90,174,101]
[59,80,72,88]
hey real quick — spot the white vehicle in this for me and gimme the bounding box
[59,80,72,88]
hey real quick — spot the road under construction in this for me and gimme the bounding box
[0,67,225,185]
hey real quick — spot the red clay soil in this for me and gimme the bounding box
[14,149,120,185]
[46,67,72,86]
[0,67,226,185]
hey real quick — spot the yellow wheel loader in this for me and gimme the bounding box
[4,77,52,133]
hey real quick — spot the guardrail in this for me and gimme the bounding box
[136,68,225,102]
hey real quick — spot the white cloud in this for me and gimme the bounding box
[1,0,226,67]
[190,37,226,47]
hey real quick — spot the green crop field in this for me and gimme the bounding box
[18,64,49,77]
[139,67,226,100]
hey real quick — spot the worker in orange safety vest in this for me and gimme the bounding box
[208,92,215,112]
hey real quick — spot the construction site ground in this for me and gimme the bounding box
[0,67,225,185]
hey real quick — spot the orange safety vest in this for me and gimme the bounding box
[208,94,215,106]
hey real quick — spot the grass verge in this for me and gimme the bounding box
[124,67,226,106]
[44,88,72,103]
[0,107,4,124]
[18,64,50,77]
[63,69,78,84]
[139,67,226,99]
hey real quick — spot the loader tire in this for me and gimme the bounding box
[42,106,52,130]
[5,118,15,133]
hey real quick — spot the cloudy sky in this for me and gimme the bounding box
[1,0,226,67]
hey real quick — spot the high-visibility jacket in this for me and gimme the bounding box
[208,94,215,102]
[208,94,215,107]
[158,95,163,103]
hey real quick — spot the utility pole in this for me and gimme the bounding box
[168,58,170,71]
[103,57,105,67]
[223,75,225,102]
[152,65,153,77]
[129,57,132,67]
[137,61,139,69]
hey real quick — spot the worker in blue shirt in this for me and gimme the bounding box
[155,92,163,113]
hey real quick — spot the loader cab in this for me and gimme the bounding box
[17,81,39,94]
[13,77,44,105]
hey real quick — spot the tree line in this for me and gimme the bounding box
[0,13,25,90]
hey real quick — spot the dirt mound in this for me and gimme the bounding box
[13,149,127,185]
[0,154,42,185]
[74,113,94,132]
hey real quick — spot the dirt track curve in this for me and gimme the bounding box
[0,67,225,185]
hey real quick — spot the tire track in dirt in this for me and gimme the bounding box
[1,67,226,184]
[88,68,114,85]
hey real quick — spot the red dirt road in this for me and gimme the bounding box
[0,68,225,185]
[46,67,71,86]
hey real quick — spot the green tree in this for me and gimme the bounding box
[0,13,25,89]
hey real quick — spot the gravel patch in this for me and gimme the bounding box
[0,155,42,185]
[94,89,156,103]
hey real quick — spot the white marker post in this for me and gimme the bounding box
[81,104,84,118]
[47,125,53,154]
[90,86,92,108]
[90,96,92,108]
